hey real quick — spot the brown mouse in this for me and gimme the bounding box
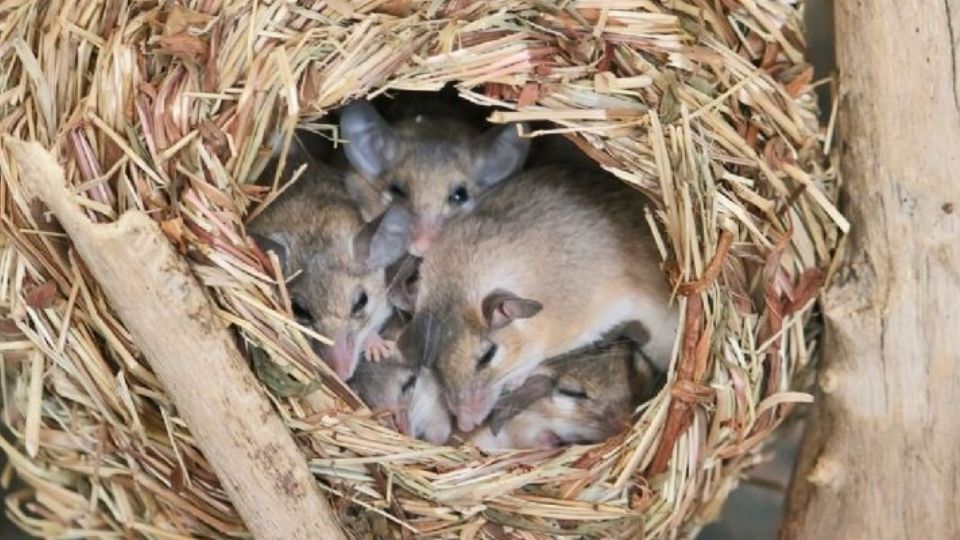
[397,166,679,432]
[349,314,453,444]
[339,100,530,255]
[249,153,411,380]
[470,340,662,450]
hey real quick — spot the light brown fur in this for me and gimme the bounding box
[471,341,661,450]
[400,166,679,431]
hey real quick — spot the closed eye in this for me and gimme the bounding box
[401,374,417,394]
[291,299,314,324]
[557,387,589,399]
[476,343,497,371]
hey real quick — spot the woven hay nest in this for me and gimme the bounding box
[0,1,844,538]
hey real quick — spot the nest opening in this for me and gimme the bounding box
[0,2,843,538]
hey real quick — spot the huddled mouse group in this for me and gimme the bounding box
[249,95,677,450]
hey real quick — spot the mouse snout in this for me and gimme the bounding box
[534,429,563,448]
[409,216,443,255]
[319,328,357,380]
[453,389,494,432]
[393,409,411,436]
[603,413,630,436]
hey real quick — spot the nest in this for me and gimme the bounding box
[0,1,844,538]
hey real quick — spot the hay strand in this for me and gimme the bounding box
[0,1,837,538]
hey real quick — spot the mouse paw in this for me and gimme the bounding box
[364,335,397,362]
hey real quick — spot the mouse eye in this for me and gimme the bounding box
[557,387,589,399]
[401,374,417,394]
[388,182,407,199]
[476,343,497,371]
[291,298,314,324]
[350,289,369,317]
[448,186,469,206]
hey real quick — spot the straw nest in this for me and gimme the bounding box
[0,1,843,538]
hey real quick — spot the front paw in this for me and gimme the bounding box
[363,335,397,362]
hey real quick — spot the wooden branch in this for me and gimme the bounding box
[781,2,960,538]
[6,139,346,540]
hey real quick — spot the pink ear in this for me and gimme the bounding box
[482,290,543,330]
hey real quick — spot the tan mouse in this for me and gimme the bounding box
[349,314,453,444]
[249,153,411,380]
[339,100,530,255]
[469,340,661,450]
[397,166,679,432]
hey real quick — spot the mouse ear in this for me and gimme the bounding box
[488,374,554,435]
[602,320,651,348]
[482,289,542,330]
[354,205,413,270]
[340,100,399,180]
[386,254,421,312]
[249,231,293,272]
[470,122,530,188]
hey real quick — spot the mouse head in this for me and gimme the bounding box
[349,357,418,432]
[349,358,452,444]
[398,288,544,432]
[340,100,530,255]
[251,205,412,380]
[482,343,642,449]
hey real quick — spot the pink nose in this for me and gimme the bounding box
[410,218,442,255]
[455,391,491,432]
[393,410,410,436]
[319,329,356,380]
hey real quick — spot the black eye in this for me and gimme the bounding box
[448,186,469,206]
[388,182,407,199]
[405,266,420,288]
[476,343,497,371]
[557,387,589,399]
[351,290,368,317]
[291,299,314,323]
[401,374,417,394]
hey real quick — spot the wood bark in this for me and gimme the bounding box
[7,139,346,540]
[782,1,960,538]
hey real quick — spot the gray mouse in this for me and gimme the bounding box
[349,314,453,444]
[339,100,530,255]
[248,151,411,380]
[397,166,679,432]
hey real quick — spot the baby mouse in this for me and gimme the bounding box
[469,340,662,450]
[349,314,453,444]
[339,100,530,255]
[397,166,679,432]
[249,152,411,380]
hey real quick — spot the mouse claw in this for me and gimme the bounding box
[363,335,397,362]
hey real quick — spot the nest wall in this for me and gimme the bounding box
[0,1,842,538]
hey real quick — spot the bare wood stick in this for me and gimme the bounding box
[6,138,346,540]
[781,1,960,538]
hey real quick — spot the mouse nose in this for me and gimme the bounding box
[410,217,442,255]
[393,410,411,436]
[318,328,356,380]
[454,390,492,432]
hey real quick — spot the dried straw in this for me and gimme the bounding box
[0,1,839,538]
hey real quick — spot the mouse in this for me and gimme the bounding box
[338,100,531,255]
[348,314,453,444]
[397,165,679,432]
[248,152,411,381]
[469,339,662,450]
